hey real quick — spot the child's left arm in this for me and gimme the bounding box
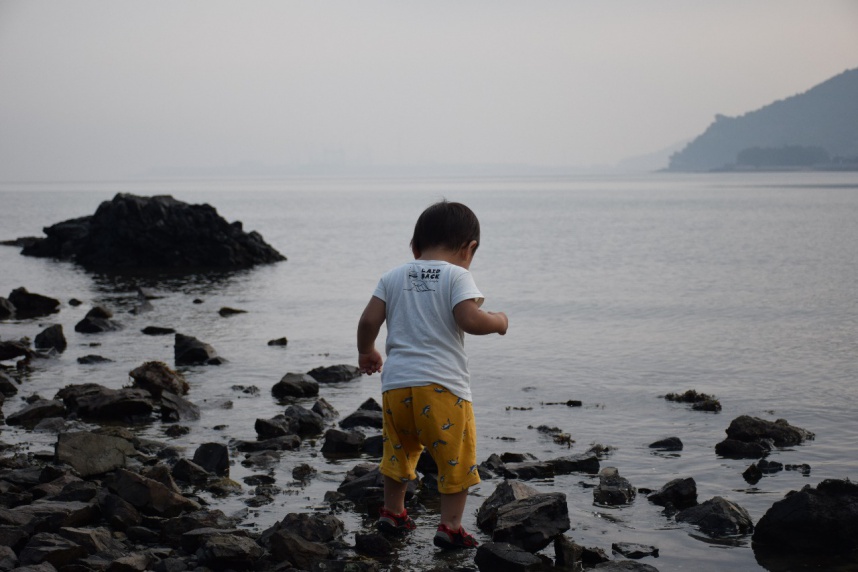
[357,296,386,375]
[453,299,508,336]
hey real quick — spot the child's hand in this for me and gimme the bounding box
[489,311,508,335]
[359,350,383,375]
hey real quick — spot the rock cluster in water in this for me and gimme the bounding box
[2,284,856,571]
[8,193,286,271]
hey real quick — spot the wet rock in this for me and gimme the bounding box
[218,306,247,317]
[255,414,298,439]
[266,512,345,543]
[593,467,636,506]
[321,429,366,455]
[647,477,697,510]
[554,535,584,570]
[160,509,240,548]
[282,404,326,437]
[13,499,100,532]
[174,333,222,365]
[196,533,264,569]
[312,397,339,420]
[649,437,683,451]
[171,459,213,486]
[57,526,125,554]
[339,407,383,430]
[714,438,772,459]
[307,364,361,383]
[34,325,66,353]
[547,453,601,475]
[742,463,763,484]
[752,478,858,555]
[192,443,230,476]
[0,544,17,569]
[56,384,154,421]
[129,361,188,397]
[7,287,60,319]
[664,389,721,412]
[613,542,659,559]
[0,371,18,396]
[492,492,570,552]
[104,468,201,517]
[271,372,320,399]
[75,306,122,333]
[362,435,384,457]
[725,415,814,447]
[675,496,753,537]
[98,491,142,530]
[233,435,301,453]
[268,531,330,570]
[593,561,660,571]
[55,431,136,477]
[337,464,415,506]
[267,337,288,346]
[354,531,392,558]
[141,326,175,336]
[500,461,554,480]
[292,464,316,482]
[6,400,67,428]
[159,390,201,422]
[0,339,35,361]
[475,541,543,571]
[107,552,152,571]
[477,479,541,533]
[18,532,87,568]
[19,193,286,270]
[0,297,15,319]
[77,355,113,364]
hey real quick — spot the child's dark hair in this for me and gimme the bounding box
[411,200,480,254]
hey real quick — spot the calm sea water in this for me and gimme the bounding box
[1,173,857,571]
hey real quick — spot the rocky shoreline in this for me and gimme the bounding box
[2,285,858,572]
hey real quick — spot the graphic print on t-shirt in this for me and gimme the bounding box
[405,264,440,293]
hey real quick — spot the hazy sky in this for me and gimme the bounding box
[1,1,856,181]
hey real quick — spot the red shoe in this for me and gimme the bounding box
[376,507,416,535]
[433,523,479,549]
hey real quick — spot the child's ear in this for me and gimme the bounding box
[462,240,478,259]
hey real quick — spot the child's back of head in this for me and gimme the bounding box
[411,200,480,255]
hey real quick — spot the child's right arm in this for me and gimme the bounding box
[357,296,386,375]
[453,299,508,336]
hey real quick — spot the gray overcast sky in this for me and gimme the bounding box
[1,1,856,181]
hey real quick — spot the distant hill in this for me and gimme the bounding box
[667,68,858,171]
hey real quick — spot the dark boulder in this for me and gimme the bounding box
[752,478,858,555]
[0,339,35,361]
[129,361,188,397]
[18,532,87,568]
[141,325,175,335]
[74,306,121,333]
[321,429,366,455]
[475,541,544,571]
[159,390,201,422]
[715,438,772,459]
[7,287,60,318]
[492,492,570,552]
[103,468,201,517]
[77,355,113,364]
[196,533,264,569]
[271,372,319,399]
[307,364,361,383]
[675,496,753,538]
[649,436,683,451]
[477,479,541,533]
[0,371,19,396]
[174,333,222,365]
[0,296,15,319]
[339,407,383,430]
[55,431,136,477]
[593,467,636,506]
[34,325,66,353]
[647,477,697,510]
[6,399,67,428]
[55,384,154,422]
[724,415,814,446]
[282,404,326,437]
[19,193,286,270]
[254,415,299,439]
[192,443,230,476]
[612,542,659,559]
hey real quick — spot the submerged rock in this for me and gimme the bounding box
[18,193,286,270]
[675,496,753,538]
[753,478,858,555]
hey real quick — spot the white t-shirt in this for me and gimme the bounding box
[372,260,484,401]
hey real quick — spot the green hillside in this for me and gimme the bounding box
[668,68,858,171]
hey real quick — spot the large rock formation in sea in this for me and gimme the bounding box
[667,67,858,171]
[18,193,286,271]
